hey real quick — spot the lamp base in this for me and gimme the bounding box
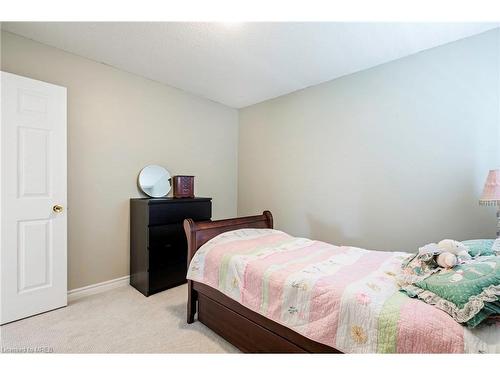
[497,207,500,238]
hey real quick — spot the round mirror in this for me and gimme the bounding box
[138,165,171,198]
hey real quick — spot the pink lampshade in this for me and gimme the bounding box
[479,169,500,206]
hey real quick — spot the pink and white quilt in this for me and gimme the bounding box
[187,228,499,353]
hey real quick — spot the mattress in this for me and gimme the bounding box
[187,228,500,353]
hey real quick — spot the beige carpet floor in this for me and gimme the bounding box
[0,284,238,353]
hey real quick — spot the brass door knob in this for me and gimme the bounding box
[53,205,64,213]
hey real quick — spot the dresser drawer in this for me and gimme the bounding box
[149,246,187,270]
[149,265,187,293]
[148,224,184,248]
[149,201,211,225]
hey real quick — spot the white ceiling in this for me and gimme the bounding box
[2,22,498,108]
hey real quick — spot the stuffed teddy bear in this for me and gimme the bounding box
[436,252,458,268]
[437,239,471,259]
[417,239,471,269]
[435,239,471,269]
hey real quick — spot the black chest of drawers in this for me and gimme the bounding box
[130,197,212,296]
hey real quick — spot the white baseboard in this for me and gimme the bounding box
[67,275,130,303]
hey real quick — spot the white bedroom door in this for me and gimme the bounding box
[1,71,67,325]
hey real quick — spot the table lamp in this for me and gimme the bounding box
[479,169,500,237]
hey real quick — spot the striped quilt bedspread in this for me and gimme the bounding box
[187,228,500,353]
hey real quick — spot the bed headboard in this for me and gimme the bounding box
[183,211,273,264]
[183,211,273,324]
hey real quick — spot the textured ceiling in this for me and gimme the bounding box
[2,22,498,108]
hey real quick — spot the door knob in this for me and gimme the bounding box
[53,205,64,213]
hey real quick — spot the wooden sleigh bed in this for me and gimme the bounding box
[183,211,340,353]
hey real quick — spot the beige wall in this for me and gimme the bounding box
[1,31,239,290]
[3,28,500,289]
[239,29,500,252]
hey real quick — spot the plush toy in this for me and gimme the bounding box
[417,239,470,269]
[437,239,471,260]
[436,252,458,268]
[432,239,471,269]
[416,239,471,269]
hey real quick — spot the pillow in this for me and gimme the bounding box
[401,256,500,328]
[462,239,498,257]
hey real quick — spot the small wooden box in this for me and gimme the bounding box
[172,175,195,198]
